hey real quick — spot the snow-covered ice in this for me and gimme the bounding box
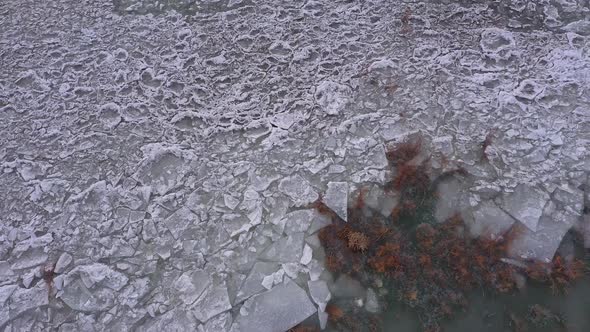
[1,0,589,330]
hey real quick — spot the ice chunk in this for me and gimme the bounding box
[365,185,400,218]
[192,283,232,323]
[480,28,514,53]
[303,156,332,174]
[281,263,301,279]
[469,200,516,238]
[307,259,325,281]
[502,184,549,232]
[202,311,233,332]
[308,213,332,234]
[10,233,53,269]
[260,232,304,263]
[54,253,73,273]
[300,244,313,265]
[224,194,240,210]
[6,284,48,320]
[174,270,211,305]
[365,144,388,169]
[141,308,198,332]
[99,103,122,128]
[76,263,129,291]
[318,310,328,329]
[279,175,318,207]
[283,210,315,235]
[0,285,17,305]
[59,279,114,311]
[261,275,274,290]
[509,201,579,262]
[308,280,331,306]
[314,80,351,115]
[324,182,348,221]
[165,207,200,240]
[136,148,190,195]
[236,262,278,303]
[236,281,316,332]
[331,275,366,299]
[434,178,465,223]
[552,184,584,215]
[365,288,380,313]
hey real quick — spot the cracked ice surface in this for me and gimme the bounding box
[1,0,590,330]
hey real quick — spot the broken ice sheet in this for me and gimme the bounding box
[283,210,315,235]
[434,177,467,223]
[365,144,388,169]
[236,261,279,303]
[468,200,516,239]
[278,175,318,207]
[136,147,191,195]
[141,308,198,331]
[324,182,348,221]
[509,201,580,263]
[192,283,232,323]
[502,184,550,232]
[259,232,304,263]
[236,281,316,332]
[174,270,211,305]
[164,206,200,240]
[303,156,333,174]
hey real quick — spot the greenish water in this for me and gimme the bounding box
[382,275,590,332]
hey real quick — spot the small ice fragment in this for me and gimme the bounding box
[261,275,274,290]
[224,194,240,210]
[365,288,380,313]
[318,310,328,329]
[281,263,300,279]
[300,244,313,265]
[174,270,211,305]
[54,253,73,273]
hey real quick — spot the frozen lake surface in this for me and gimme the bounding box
[1,0,589,331]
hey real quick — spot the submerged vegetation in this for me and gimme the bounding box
[313,137,588,332]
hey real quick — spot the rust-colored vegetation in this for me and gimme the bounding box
[42,262,56,297]
[315,137,588,332]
